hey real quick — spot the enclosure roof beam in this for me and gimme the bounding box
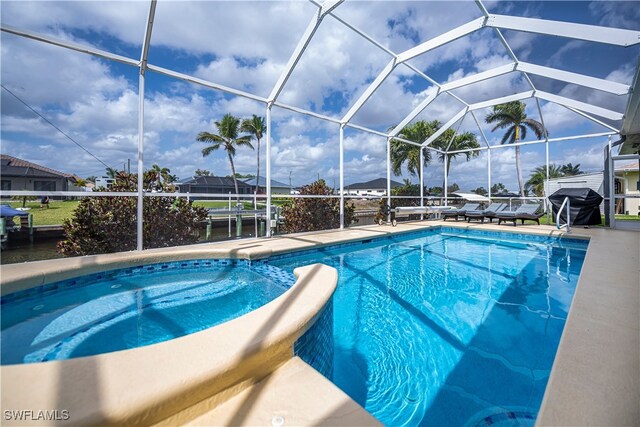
[536,91,624,121]
[486,14,640,47]
[273,101,341,124]
[470,110,491,148]
[341,17,486,124]
[139,0,157,75]
[147,64,267,103]
[396,17,486,64]
[517,62,631,95]
[562,105,621,133]
[388,91,440,137]
[314,2,468,109]
[341,59,396,124]
[447,131,618,154]
[1,24,139,67]
[469,91,535,111]
[268,0,344,104]
[440,63,516,92]
[421,108,468,147]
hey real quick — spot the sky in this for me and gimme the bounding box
[1,0,638,192]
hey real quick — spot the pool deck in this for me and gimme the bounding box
[1,221,638,426]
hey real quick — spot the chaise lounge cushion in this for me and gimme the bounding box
[496,204,544,226]
[442,203,481,221]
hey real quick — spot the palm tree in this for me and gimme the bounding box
[485,101,548,197]
[525,164,563,196]
[560,163,582,176]
[241,115,266,194]
[105,167,118,179]
[389,120,436,176]
[151,164,171,187]
[197,114,254,200]
[73,178,88,188]
[432,129,480,180]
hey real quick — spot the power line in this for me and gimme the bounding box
[1,84,113,170]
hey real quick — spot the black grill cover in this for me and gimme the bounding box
[549,188,603,226]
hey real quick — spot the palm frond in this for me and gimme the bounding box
[522,118,547,139]
[196,132,225,143]
[500,127,515,145]
[202,146,218,157]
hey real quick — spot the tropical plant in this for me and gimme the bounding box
[72,178,88,188]
[560,163,583,176]
[525,164,563,197]
[86,176,97,183]
[194,168,211,176]
[241,115,266,194]
[389,120,436,176]
[151,164,172,186]
[447,183,460,193]
[105,167,119,179]
[58,171,207,256]
[485,101,548,197]
[197,114,254,200]
[491,182,508,195]
[472,187,488,196]
[281,179,356,233]
[431,130,480,178]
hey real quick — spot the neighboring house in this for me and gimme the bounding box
[242,176,291,194]
[177,176,254,198]
[546,172,605,196]
[344,178,403,196]
[95,177,116,189]
[0,154,83,198]
[545,164,639,215]
[615,161,639,216]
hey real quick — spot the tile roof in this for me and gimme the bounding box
[0,154,73,178]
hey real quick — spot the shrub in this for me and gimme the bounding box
[281,179,356,233]
[58,171,208,256]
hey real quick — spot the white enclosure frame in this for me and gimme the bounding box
[2,0,638,247]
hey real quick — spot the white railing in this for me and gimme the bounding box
[556,196,571,232]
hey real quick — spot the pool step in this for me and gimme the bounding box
[156,357,381,427]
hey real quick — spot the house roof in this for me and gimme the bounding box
[346,178,403,190]
[615,161,639,171]
[178,175,253,188]
[243,176,290,188]
[546,171,604,182]
[0,154,74,179]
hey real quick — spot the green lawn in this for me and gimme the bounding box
[543,214,640,226]
[7,200,79,226]
[5,199,286,226]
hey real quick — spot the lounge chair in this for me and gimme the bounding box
[496,204,544,226]
[464,203,506,223]
[441,203,481,221]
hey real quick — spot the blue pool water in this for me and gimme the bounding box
[273,227,588,426]
[1,260,293,365]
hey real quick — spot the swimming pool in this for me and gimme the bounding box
[1,259,294,365]
[273,227,588,426]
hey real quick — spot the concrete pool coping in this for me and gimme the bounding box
[1,221,638,425]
